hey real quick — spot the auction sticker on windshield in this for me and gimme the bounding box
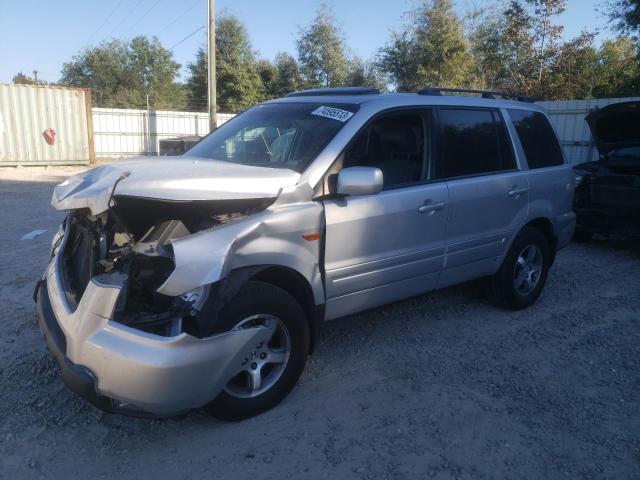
[311,106,354,122]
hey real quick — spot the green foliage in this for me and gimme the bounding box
[12,72,41,85]
[607,0,640,38]
[470,1,605,99]
[592,37,640,97]
[215,14,264,112]
[379,0,475,91]
[273,52,303,97]
[346,57,387,91]
[62,1,640,112]
[296,3,349,87]
[186,14,264,113]
[60,36,186,109]
[185,47,208,111]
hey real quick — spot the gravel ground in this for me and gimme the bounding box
[0,165,639,480]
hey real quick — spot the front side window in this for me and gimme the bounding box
[187,102,359,173]
[508,109,564,169]
[343,112,426,188]
[435,108,516,180]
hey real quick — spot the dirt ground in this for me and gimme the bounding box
[0,165,639,480]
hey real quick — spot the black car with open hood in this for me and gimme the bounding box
[573,101,640,240]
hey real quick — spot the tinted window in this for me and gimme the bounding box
[508,109,564,169]
[187,102,358,173]
[344,113,425,188]
[436,108,515,179]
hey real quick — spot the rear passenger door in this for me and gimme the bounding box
[435,107,529,288]
[507,109,573,220]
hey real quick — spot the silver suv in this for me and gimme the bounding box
[36,87,575,420]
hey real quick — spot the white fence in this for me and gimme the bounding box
[92,108,235,159]
[537,97,640,165]
[4,94,638,165]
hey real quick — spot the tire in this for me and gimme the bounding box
[572,228,594,243]
[487,227,551,310]
[204,281,309,421]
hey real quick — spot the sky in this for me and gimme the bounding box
[0,0,612,84]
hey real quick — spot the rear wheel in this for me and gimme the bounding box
[204,281,309,421]
[487,227,551,310]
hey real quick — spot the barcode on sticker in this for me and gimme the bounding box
[311,106,354,122]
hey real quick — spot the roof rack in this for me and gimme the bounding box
[417,87,533,103]
[286,87,381,97]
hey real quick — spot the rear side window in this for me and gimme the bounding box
[508,109,564,168]
[435,108,516,180]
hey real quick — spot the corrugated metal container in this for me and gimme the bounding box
[92,108,235,159]
[0,83,92,165]
[537,97,640,165]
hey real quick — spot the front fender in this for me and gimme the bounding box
[157,198,325,306]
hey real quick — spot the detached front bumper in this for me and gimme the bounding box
[36,230,272,417]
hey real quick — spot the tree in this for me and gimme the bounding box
[346,57,387,91]
[216,14,264,112]
[186,14,264,113]
[468,13,512,90]
[13,72,40,85]
[296,3,349,87]
[592,37,640,97]
[606,0,640,39]
[256,59,278,99]
[378,0,475,91]
[185,47,208,111]
[273,52,302,96]
[543,34,598,99]
[60,36,185,109]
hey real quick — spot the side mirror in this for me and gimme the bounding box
[336,167,383,196]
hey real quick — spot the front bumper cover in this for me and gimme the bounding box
[36,229,273,417]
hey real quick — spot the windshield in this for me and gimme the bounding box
[186,102,359,173]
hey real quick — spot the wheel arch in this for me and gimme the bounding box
[520,217,557,265]
[218,265,322,355]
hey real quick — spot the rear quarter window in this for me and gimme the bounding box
[508,109,564,169]
[435,108,516,180]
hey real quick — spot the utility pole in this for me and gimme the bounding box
[208,0,217,132]
[33,70,39,84]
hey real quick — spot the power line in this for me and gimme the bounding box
[86,0,125,44]
[157,0,201,35]
[169,25,205,50]
[104,0,145,40]
[123,0,164,36]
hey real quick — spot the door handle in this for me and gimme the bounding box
[508,187,528,198]
[418,201,446,214]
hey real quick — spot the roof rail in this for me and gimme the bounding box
[286,87,381,97]
[417,87,533,103]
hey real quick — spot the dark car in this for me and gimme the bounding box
[573,101,640,241]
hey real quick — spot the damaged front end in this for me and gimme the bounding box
[61,195,272,338]
[37,157,323,416]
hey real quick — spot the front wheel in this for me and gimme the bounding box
[204,281,309,421]
[487,227,551,310]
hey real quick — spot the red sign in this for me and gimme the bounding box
[43,128,56,145]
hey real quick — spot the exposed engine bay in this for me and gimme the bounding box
[61,196,273,338]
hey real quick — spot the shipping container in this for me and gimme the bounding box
[0,83,93,166]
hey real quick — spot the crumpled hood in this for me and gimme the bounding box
[586,101,640,156]
[52,156,301,215]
